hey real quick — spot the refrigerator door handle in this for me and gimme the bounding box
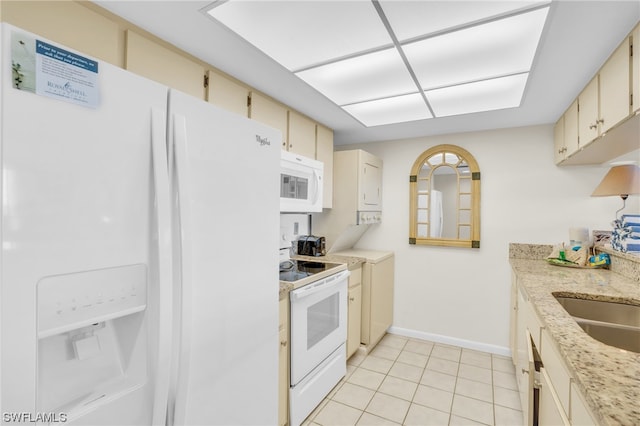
[150,107,174,426]
[165,112,194,426]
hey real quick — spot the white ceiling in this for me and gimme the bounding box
[94,1,640,146]
[206,2,549,126]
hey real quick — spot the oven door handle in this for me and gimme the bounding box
[290,270,349,301]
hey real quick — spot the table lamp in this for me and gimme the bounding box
[591,164,640,220]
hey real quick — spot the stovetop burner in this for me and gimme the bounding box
[279,260,343,282]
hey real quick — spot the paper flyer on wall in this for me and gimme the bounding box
[11,31,99,108]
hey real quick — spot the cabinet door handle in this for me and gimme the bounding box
[521,368,529,374]
[349,296,355,302]
[596,118,604,124]
[280,340,288,347]
[589,123,597,130]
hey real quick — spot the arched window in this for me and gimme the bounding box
[409,145,480,248]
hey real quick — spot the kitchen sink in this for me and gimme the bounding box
[553,295,640,353]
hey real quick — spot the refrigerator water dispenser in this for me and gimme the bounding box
[36,264,148,419]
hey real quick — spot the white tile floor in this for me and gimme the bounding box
[302,334,524,426]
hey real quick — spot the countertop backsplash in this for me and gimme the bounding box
[509,242,639,283]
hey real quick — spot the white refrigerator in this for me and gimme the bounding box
[1,24,280,425]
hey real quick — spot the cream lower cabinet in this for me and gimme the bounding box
[514,285,537,426]
[279,297,289,426]
[347,267,362,359]
[361,254,394,348]
[511,279,597,426]
[539,367,570,426]
[509,273,518,365]
[570,383,597,425]
[633,24,640,114]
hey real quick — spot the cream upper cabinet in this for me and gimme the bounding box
[564,100,579,157]
[249,92,288,148]
[554,100,578,164]
[634,24,640,114]
[206,71,249,117]
[1,1,122,67]
[599,38,631,133]
[578,37,630,148]
[316,125,334,209]
[287,111,316,159]
[557,26,636,166]
[553,115,566,164]
[125,30,205,100]
[578,77,599,146]
[347,267,362,359]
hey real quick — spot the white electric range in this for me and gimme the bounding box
[279,248,349,426]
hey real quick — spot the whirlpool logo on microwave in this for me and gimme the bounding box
[255,135,271,146]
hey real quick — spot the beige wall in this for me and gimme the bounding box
[339,125,638,354]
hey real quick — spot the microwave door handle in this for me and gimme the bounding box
[311,169,320,205]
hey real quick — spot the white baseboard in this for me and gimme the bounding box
[387,326,512,358]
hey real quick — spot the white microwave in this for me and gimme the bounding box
[280,150,323,213]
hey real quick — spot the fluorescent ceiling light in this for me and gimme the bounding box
[426,73,529,117]
[206,1,392,71]
[343,93,432,127]
[379,1,545,42]
[403,7,549,90]
[295,48,416,106]
[205,1,550,127]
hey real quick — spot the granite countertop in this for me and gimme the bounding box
[510,257,640,425]
[293,253,366,269]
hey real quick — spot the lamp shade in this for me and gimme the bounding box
[591,164,640,197]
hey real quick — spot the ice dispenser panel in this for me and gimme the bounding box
[36,264,148,420]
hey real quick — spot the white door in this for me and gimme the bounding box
[1,24,170,425]
[168,89,280,425]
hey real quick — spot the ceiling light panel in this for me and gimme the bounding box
[343,93,432,127]
[426,73,529,117]
[206,1,392,71]
[403,7,549,90]
[295,48,418,106]
[379,1,547,42]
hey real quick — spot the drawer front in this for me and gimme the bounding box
[523,293,542,349]
[541,330,571,417]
